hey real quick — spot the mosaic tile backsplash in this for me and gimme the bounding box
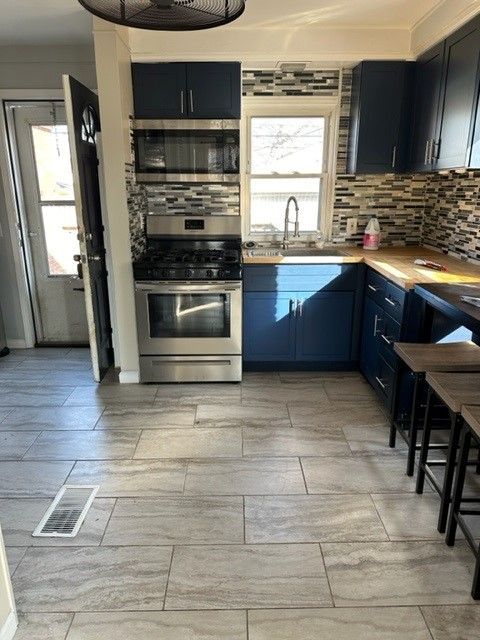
[127,67,480,264]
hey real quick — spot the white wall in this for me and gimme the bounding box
[0,45,96,347]
[0,527,16,640]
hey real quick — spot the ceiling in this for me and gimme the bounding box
[0,0,444,46]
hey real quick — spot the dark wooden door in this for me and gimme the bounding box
[186,63,241,119]
[132,63,187,119]
[63,75,113,381]
[409,42,445,172]
[436,17,480,169]
[349,62,410,173]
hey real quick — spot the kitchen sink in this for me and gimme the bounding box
[247,247,348,258]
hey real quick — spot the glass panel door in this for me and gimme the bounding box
[148,293,231,338]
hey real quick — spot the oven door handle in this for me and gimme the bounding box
[135,282,242,294]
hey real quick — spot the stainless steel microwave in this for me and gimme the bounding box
[132,119,240,183]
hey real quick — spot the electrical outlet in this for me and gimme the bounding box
[346,218,358,235]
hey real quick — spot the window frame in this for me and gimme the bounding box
[241,96,340,242]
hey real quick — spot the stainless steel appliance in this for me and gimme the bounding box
[133,119,240,183]
[134,216,242,383]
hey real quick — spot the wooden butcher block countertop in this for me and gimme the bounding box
[243,245,480,290]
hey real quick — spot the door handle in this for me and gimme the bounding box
[298,299,304,317]
[189,90,194,113]
[375,376,388,390]
[424,139,431,165]
[373,313,382,336]
[432,139,440,162]
[368,284,378,293]
[180,91,185,115]
[391,145,397,169]
[290,299,297,318]
[384,296,396,307]
[381,333,393,345]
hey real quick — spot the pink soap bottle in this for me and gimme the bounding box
[363,215,380,250]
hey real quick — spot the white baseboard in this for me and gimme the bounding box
[6,339,27,349]
[0,611,18,640]
[119,370,140,384]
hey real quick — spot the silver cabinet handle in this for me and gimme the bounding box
[373,313,382,336]
[391,145,397,169]
[189,90,194,113]
[381,333,393,345]
[298,299,304,317]
[384,296,396,307]
[180,91,185,114]
[375,376,388,390]
[424,139,431,165]
[368,284,378,293]
[432,139,440,162]
[290,299,297,318]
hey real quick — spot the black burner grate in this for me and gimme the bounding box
[77,0,246,30]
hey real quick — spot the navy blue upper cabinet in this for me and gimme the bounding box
[132,62,241,119]
[409,42,445,172]
[347,61,414,174]
[436,17,480,169]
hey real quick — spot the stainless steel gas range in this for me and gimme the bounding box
[133,216,242,383]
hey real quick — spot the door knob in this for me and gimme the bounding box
[73,254,82,262]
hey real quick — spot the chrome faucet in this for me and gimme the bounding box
[283,196,300,249]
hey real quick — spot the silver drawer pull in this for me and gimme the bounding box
[368,284,378,292]
[375,376,388,390]
[373,314,382,336]
[384,296,396,307]
[381,334,393,345]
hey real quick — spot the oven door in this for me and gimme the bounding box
[135,281,242,356]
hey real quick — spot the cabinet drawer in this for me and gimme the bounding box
[383,281,406,322]
[244,265,358,292]
[378,312,401,361]
[375,354,396,412]
[365,269,387,305]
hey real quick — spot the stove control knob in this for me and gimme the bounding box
[162,269,169,278]
[217,269,224,280]
[206,269,214,279]
[185,268,194,279]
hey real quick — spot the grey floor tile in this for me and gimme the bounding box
[242,372,281,385]
[64,385,158,407]
[13,546,172,612]
[0,461,73,497]
[322,541,478,606]
[343,424,406,455]
[421,604,480,640]
[195,403,290,428]
[6,547,27,574]
[0,432,39,459]
[248,607,432,640]
[24,430,140,460]
[155,383,242,405]
[67,611,247,640]
[0,408,13,421]
[242,383,328,404]
[289,399,387,428]
[0,370,94,386]
[68,460,186,497]
[279,371,363,383]
[0,407,102,431]
[102,496,244,545]
[243,426,350,457]
[323,378,377,401]
[245,494,388,543]
[184,458,306,495]
[0,384,76,407]
[371,493,480,541]
[134,428,242,459]
[15,358,92,371]
[301,456,417,494]
[0,498,115,546]
[11,348,72,360]
[15,612,74,640]
[165,544,332,610]
[96,405,195,429]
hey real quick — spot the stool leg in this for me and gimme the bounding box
[437,412,463,534]
[476,447,480,475]
[389,369,399,449]
[407,373,421,477]
[446,426,471,547]
[416,387,433,494]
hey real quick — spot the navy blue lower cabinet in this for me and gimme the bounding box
[296,291,355,361]
[360,294,382,385]
[243,292,296,362]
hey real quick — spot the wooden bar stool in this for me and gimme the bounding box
[416,372,480,533]
[391,341,480,476]
[446,404,480,600]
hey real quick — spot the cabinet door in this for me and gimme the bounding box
[436,17,480,169]
[409,42,445,172]
[295,291,355,362]
[243,292,296,362]
[349,62,409,173]
[186,63,241,118]
[360,295,382,385]
[132,63,187,119]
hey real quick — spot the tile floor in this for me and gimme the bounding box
[0,348,479,639]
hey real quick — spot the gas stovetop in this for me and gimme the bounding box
[133,239,242,282]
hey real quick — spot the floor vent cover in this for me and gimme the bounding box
[33,485,99,538]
